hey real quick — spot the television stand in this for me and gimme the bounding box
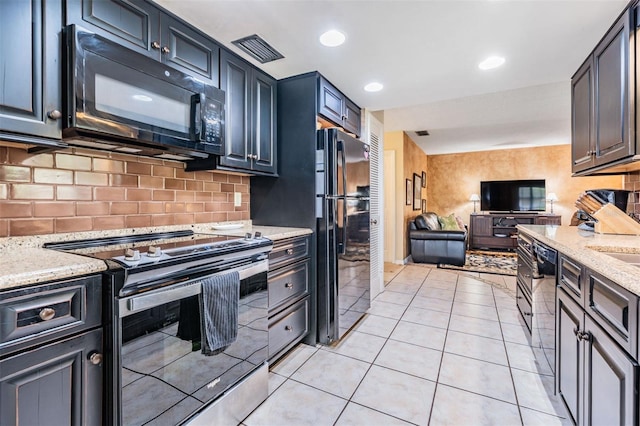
[469,212,561,250]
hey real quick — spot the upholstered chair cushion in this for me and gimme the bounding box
[414,212,441,230]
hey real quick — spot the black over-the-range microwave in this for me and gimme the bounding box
[63,25,225,160]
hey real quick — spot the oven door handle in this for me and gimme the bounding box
[120,259,268,316]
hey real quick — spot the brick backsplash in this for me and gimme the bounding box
[0,146,249,237]
[624,171,640,214]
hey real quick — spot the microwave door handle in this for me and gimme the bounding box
[190,93,202,140]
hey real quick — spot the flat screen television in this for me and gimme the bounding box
[480,179,546,212]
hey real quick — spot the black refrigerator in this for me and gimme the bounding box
[316,128,370,344]
[250,72,370,346]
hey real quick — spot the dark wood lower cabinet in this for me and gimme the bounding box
[556,288,638,425]
[557,289,582,424]
[0,328,103,426]
[583,316,637,426]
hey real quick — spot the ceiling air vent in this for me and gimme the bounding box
[231,34,284,64]
[416,130,430,136]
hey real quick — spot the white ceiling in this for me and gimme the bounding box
[156,0,628,155]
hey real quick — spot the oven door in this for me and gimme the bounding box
[115,261,268,425]
[64,25,224,156]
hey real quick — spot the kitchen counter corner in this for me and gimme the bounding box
[517,224,640,296]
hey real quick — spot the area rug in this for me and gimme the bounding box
[438,250,517,276]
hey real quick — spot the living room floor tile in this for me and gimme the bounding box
[248,267,569,425]
[448,313,503,340]
[390,320,447,351]
[429,384,521,426]
[374,290,415,306]
[335,402,413,426]
[444,330,508,366]
[410,295,453,313]
[367,300,407,319]
[374,339,442,381]
[244,379,346,426]
[323,330,387,363]
[351,365,436,425]
[451,300,499,321]
[291,350,370,399]
[421,279,457,290]
[402,306,451,329]
[385,281,422,295]
[454,290,496,307]
[438,352,516,404]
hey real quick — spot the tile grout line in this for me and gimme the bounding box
[490,283,526,426]
[426,268,458,425]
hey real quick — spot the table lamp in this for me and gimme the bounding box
[469,194,480,213]
[546,193,558,213]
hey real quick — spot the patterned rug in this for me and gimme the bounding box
[438,250,517,276]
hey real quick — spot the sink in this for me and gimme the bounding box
[600,251,640,267]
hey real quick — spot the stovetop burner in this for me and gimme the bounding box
[44,230,272,269]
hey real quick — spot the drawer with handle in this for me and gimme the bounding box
[268,236,310,270]
[558,255,584,304]
[268,297,309,358]
[0,274,101,356]
[268,259,309,312]
[587,269,638,358]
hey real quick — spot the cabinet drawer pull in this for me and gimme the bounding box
[88,351,103,365]
[161,46,170,54]
[151,41,161,50]
[285,248,294,255]
[284,282,293,289]
[284,325,293,332]
[39,307,56,321]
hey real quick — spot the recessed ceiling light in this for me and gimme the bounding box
[364,82,383,92]
[319,30,346,47]
[478,56,505,70]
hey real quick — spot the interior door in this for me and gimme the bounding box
[365,111,384,298]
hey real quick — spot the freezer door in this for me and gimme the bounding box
[317,196,370,344]
[337,204,370,340]
[317,197,339,344]
[335,130,370,198]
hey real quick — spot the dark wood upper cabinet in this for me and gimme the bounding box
[0,0,63,141]
[67,0,220,84]
[318,76,361,137]
[592,10,633,166]
[218,50,277,175]
[571,5,636,175]
[571,59,595,173]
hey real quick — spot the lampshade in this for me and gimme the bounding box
[546,193,558,202]
[469,194,480,202]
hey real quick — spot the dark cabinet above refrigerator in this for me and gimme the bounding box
[318,76,362,137]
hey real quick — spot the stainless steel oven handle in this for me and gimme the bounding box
[120,259,269,317]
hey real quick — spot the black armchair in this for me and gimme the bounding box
[409,212,467,266]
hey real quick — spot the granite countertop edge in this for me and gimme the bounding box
[0,222,313,291]
[517,224,640,296]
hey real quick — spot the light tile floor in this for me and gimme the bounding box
[243,263,571,426]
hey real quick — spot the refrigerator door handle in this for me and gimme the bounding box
[337,140,348,255]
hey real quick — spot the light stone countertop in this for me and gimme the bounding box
[517,224,640,296]
[0,222,312,291]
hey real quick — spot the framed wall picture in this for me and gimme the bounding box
[405,179,411,205]
[422,199,426,213]
[421,171,426,187]
[413,173,421,210]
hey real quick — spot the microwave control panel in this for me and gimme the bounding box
[202,101,222,144]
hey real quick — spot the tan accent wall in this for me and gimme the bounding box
[385,131,428,261]
[0,146,249,237]
[427,144,624,227]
